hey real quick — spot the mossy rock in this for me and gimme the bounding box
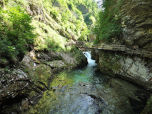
[33,64,52,86]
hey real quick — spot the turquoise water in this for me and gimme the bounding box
[56,52,98,83]
[33,52,149,114]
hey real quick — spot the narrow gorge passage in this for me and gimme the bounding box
[31,52,150,114]
[1,0,152,113]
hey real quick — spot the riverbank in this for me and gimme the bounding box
[23,51,150,114]
[0,48,87,114]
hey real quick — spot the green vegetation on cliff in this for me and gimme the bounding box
[94,0,124,44]
[0,1,98,113]
[0,5,36,66]
[0,0,98,67]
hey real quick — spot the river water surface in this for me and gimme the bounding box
[35,52,150,114]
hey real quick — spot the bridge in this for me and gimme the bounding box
[73,41,152,58]
[73,41,152,80]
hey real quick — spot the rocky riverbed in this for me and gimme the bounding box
[0,49,87,114]
[23,52,150,114]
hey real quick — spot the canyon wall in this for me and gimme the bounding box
[92,1,152,112]
[120,0,152,49]
[93,0,152,90]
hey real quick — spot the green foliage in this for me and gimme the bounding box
[70,47,83,63]
[45,0,97,44]
[78,24,90,41]
[33,21,66,52]
[75,8,83,21]
[0,58,9,66]
[49,0,98,42]
[0,0,98,65]
[94,0,124,44]
[61,10,72,22]
[0,5,36,63]
[84,13,93,25]
[68,0,98,15]
[67,2,75,10]
[50,7,60,19]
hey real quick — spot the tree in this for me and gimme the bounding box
[0,5,36,64]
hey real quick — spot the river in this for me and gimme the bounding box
[31,51,150,114]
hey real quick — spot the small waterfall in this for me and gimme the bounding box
[83,51,97,66]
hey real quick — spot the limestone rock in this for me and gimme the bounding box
[36,53,52,61]
[48,60,65,68]
[119,0,152,48]
[0,48,87,113]
[0,69,30,111]
[93,49,152,91]
[26,4,43,16]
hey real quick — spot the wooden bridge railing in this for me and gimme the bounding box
[92,45,126,51]
[71,41,152,58]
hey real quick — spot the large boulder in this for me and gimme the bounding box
[0,69,31,113]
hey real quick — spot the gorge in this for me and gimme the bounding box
[0,0,152,114]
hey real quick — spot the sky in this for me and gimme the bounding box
[95,0,102,3]
[95,0,103,8]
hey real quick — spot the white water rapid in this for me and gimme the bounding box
[83,51,97,67]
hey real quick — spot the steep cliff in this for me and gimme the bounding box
[92,0,152,112]
[94,0,152,49]
[120,0,152,49]
[0,0,98,113]
[0,0,97,67]
[92,49,152,90]
[93,0,152,89]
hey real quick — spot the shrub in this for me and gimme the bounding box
[93,0,123,44]
[0,5,36,64]
[84,13,93,25]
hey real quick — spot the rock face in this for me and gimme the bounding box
[0,69,29,104]
[93,1,152,87]
[92,49,152,91]
[0,49,87,114]
[36,50,87,69]
[91,0,152,112]
[77,3,89,14]
[92,0,152,90]
[120,0,152,49]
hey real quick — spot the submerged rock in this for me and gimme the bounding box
[26,80,150,114]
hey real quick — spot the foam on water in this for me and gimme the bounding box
[83,51,97,67]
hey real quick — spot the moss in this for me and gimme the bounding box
[29,91,36,97]
[50,71,74,88]
[25,90,58,114]
[99,51,121,73]
[29,107,38,114]
[141,96,152,114]
[33,64,51,86]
